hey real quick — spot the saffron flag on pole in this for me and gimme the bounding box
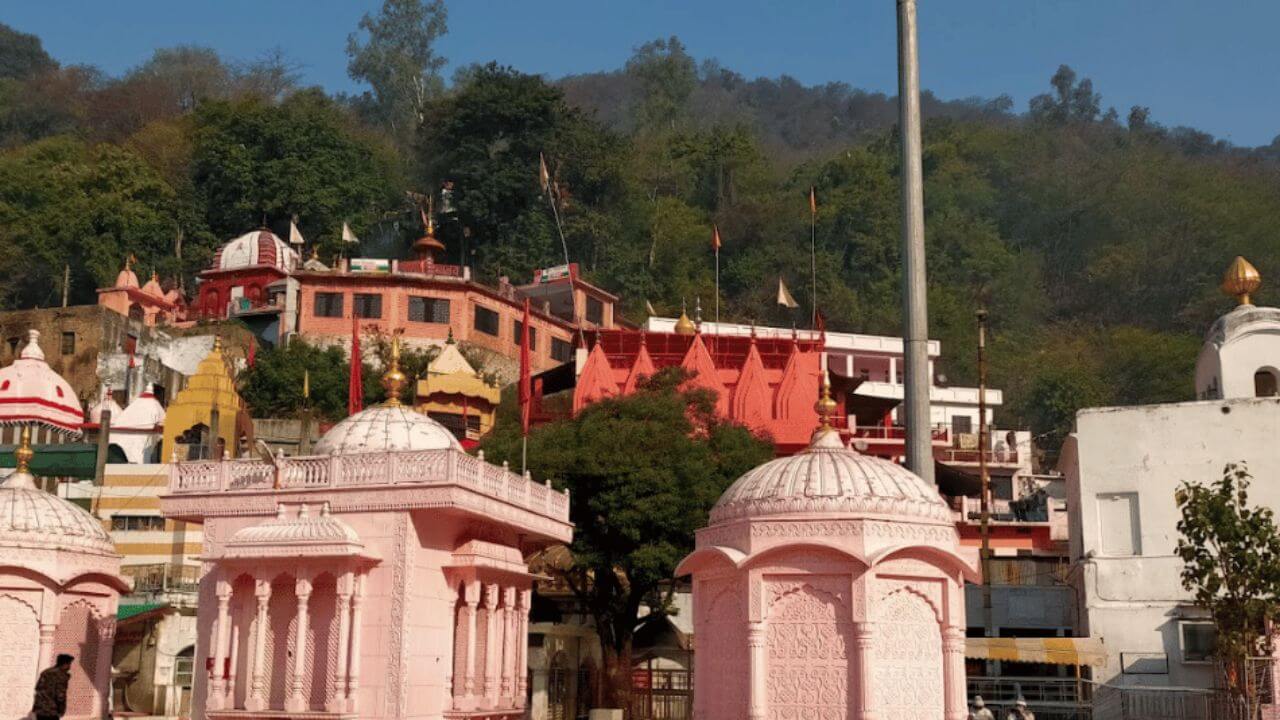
[777,278,800,309]
[289,219,305,246]
[809,186,817,216]
[539,152,551,193]
[712,224,722,252]
[348,313,363,416]
[519,298,532,436]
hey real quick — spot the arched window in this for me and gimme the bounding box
[1255,369,1278,398]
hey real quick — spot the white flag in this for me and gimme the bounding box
[645,299,656,316]
[289,220,305,246]
[342,222,360,244]
[777,278,799,309]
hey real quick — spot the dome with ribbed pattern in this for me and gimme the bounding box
[709,427,950,524]
[0,470,116,555]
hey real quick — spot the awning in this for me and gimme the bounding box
[116,603,173,627]
[965,637,1107,667]
[0,444,127,478]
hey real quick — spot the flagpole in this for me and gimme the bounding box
[547,191,570,267]
[810,187,818,329]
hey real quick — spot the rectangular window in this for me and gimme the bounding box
[473,305,500,336]
[1098,492,1141,556]
[514,320,537,349]
[408,296,450,324]
[109,514,167,532]
[586,296,604,325]
[354,293,382,319]
[551,337,573,363]
[60,331,75,355]
[951,415,973,436]
[1179,622,1217,663]
[314,292,344,318]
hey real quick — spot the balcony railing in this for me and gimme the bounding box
[848,424,951,442]
[939,447,1020,465]
[123,563,200,595]
[168,448,571,523]
[968,676,1092,720]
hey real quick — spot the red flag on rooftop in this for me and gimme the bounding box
[247,341,256,368]
[519,298,532,436]
[348,313,363,416]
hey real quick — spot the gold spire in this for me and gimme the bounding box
[14,425,33,475]
[212,335,223,352]
[674,299,696,336]
[426,195,435,236]
[381,334,407,406]
[814,370,837,431]
[1222,256,1262,306]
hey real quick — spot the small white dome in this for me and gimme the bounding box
[0,471,116,556]
[710,428,950,524]
[228,503,359,547]
[212,229,299,273]
[87,386,123,425]
[114,385,165,430]
[0,330,84,435]
[314,404,461,455]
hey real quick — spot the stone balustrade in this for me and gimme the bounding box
[169,448,571,523]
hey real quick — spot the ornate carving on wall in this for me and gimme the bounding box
[764,580,851,720]
[0,595,39,719]
[872,587,944,720]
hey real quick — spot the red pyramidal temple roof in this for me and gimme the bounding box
[569,329,829,452]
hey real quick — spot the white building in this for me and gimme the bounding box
[1062,257,1280,694]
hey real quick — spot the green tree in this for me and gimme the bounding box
[1176,464,1280,711]
[346,0,448,140]
[0,23,56,81]
[480,369,772,708]
[191,89,402,256]
[625,36,696,131]
[0,136,177,309]
[239,340,356,421]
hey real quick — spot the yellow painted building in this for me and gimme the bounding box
[415,340,500,443]
[160,337,253,460]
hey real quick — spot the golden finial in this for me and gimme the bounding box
[426,195,435,236]
[14,425,34,474]
[674,299,696,336]
[212,335,223,352]
[1222,256,1262,306]
[814,370,837,430]
[381,333,407,406]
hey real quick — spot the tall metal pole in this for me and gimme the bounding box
[896,0,934,484]
[977,309,993,639]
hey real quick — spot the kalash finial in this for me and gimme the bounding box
[674,298,696,336]
[1222,256,1262,306]
[814,368,838,431]
[381,333,407,406]
[14,425,34,475]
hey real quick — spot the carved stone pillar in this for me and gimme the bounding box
[346,573,365,713]
[208,580,232,710]
[37,623,56,671]
[942,625,967,720]
[852,621,878,720]
[456,581,480,709]
[500,586,517,704]
[285,576,312,713]
[747,622,767,720]
[245,579,271,711]
[327,573,354,712]
[92,618,117,719]
[516,588,531,704]
[482,582,501,708]
[225,610,240,707]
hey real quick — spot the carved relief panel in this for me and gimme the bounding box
[764,577,852,720]
[872,588,943,720]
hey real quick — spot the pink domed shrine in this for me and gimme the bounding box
[677,379,978,720]
[0,329,85,436]
[96,257,184,326]
[161,338,572,720]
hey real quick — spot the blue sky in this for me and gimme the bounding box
[6,1,1279,146]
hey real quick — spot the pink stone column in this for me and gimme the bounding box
[225,612,240,707]
[327,573,354,712]
[208,579,232,711]
[942,625,967,720]
[853,621,877,720]
[37,623,56,670]
[285,576,312,713]
[245,579,271,711]
[501,586,516,704]
[345,573,366,713]
[93,618,116,719]
[482,583,502,709]
[516,588,531,705]
[457,581,481,710]
[747,622,767,720]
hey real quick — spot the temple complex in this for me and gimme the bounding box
[160,338,572,720]
[678,379,978,720]
[414,337,500,447]
[97,257,186,327]
[0,328,128,720]
[160,338,254,461]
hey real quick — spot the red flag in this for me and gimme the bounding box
[348,313,363,416]
[519,298,532,436]
[712,224,722,252]
[247,341,256,368]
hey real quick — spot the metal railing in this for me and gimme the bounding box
[970,676,1092,720]
[168,448,571,522]
[940,447,1021,465]
[122,563,200,595]
[849,424,951,442]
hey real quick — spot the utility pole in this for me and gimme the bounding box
[897,0,934,484]
[61,264,70,308]
[977,308,993,639]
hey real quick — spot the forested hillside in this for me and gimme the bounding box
[2,6,1277,462]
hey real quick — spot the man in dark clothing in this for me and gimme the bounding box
[32,654,73,720]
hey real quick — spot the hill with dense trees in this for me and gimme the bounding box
[2,6,1277,463]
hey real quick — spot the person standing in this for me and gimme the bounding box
[32,654,73,720]
[1006,697,1035,720]
[970,695,995,720]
